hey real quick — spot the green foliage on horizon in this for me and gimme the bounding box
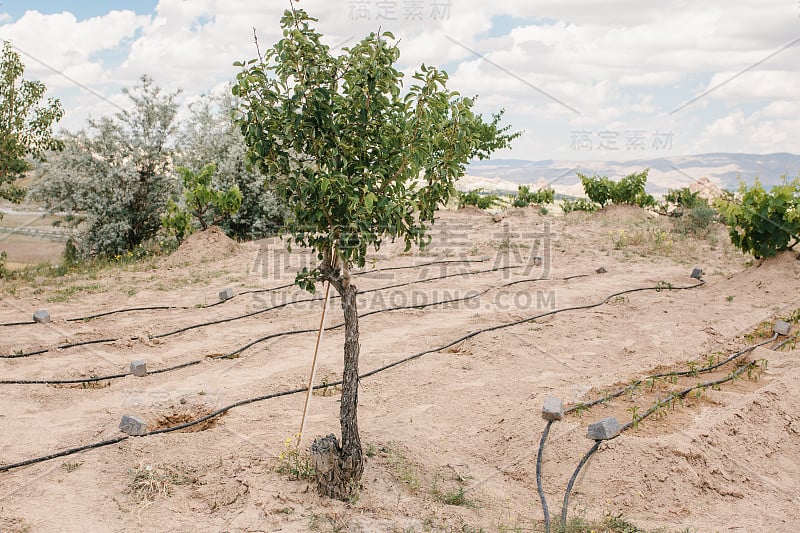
[716,177,800,258]
[561,197,600,214]
[512,184,554,207]
[458,188,504,210]
[579,169,655,208]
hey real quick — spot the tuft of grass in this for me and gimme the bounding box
[127,463,192,502]
[61,461,83,473]
[547,510,657,533]
[380,446,421,492]
[47,282,104,302]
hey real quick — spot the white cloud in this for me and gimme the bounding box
[0,0,797,156]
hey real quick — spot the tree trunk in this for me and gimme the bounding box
[311,269,364,501]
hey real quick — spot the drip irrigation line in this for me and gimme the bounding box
[0,258,492,328]
[0,320,35,327]
[352,281,705,382]
[66,306,189,322]
[619,359,761,433]
[0,435,130,473]
[560,440,602,526]
[537,419,554,533]
[0,336,120,359]
[237,257,493,297]
[0,360,203,385]
[560,358,765,521]
[153,264,520,341]
[501,272,589,289]
[558,337,785,525]
[773,332,799,351]
[0,279,705,472]
[564,332,777,415]
[1,263,524,359]
[0,289,494,385]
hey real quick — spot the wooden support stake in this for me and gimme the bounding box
[297,280,332,447]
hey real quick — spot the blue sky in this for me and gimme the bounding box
[1,0,799,176]
[1,1,157,20]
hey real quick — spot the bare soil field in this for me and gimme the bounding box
[1,206,799,532]
[0,210,67,268]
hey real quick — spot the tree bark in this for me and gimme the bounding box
[311,261,364,500]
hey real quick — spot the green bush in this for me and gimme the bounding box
[716,178,800,258]
[512,185,554,207]
[31,76,180,257]
[685,204,717,233]
[663,187,706,212]
[458,188,503,209]
[579,169,655,208]
[162,163,243,244]
[561,197,600,214]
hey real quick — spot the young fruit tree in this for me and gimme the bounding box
[0,41,63,211]
[233,5,518,500]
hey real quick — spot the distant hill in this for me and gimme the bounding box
[463,153,800,196]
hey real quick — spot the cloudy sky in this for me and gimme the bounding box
[1,0,799,162]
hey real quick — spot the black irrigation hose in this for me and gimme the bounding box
[619,358,763,433]
[564,332,777,415]
[0,268,595,383]
[0,320,35,327]
[217,287,495,360]
[0,336,121,359]
[150,264,520,340]
[536,330,783,528]
[0,263,523,359]
[0,289,493,385]
[66,306,188,322]
[559,361,758,526]
[558,335,790,525]
[0,435,130,472]
[0,279,704,472]
[0,258,492,327]
[560,440,602,527]
[0,360,203,385]
[537,419,554,533]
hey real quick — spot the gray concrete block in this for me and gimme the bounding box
[218,288,234,301]
[130,360,148,377]
[542,397,564,421]
[33,309,51,324]
[587,417,621,440]
[119,414,148,436]
[690,267,703,280]
[596,267,607,274]
[774,320,792,336]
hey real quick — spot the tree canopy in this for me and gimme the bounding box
[233,7,519,289]
[0,41,63,208]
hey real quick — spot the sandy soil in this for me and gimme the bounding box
[1,206,799,532]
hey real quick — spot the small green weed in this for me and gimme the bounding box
[276,435,315,480]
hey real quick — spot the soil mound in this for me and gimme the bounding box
[163,226,239,266]
[593,203,654,223]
